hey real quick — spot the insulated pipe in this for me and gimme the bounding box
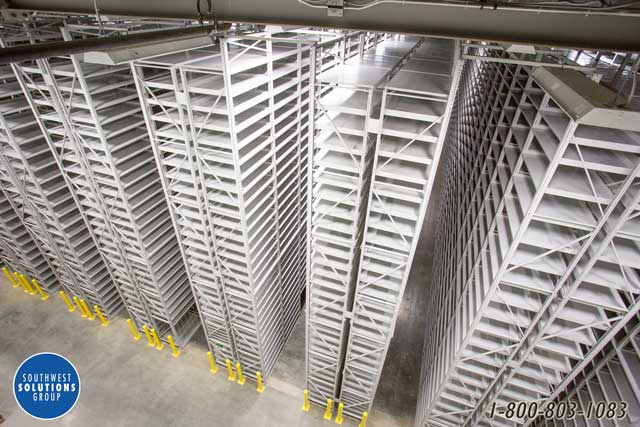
[6,0,640,50]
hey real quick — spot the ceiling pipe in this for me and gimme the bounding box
[4,0,640,51]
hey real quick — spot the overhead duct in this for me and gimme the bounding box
[3,0,640,50]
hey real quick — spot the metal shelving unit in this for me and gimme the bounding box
[417,51,640,427]
[0,66,122,316]
[340,38,463,418]
[1,17,635,426]
[461,42,599,72]
[7,23,199,344]
[0,62,58,291]
[0,42,125,313]
[0,183,57,291]
[300,30,383,80]
[417,53,520,427]
[133,30,318,377]
[305,33,462,417]
[306,36,393,407]
[540,312,640,427]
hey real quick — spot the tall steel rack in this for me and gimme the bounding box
[340,38,463,418]
[0,186,22,275]
[539,312,640,427]
[417,56,640,427]
[416,53,519,427]
[132,30,317,377]
[9,23,199,344]
[310,30,381,74]
[305,34,461,415]
[306,35,407,407]
[0,181,57,291]
[0,62,58,291]
[0,32,126,314]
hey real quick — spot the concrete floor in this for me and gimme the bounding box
[0,278,406,427]
[0,177,441,427]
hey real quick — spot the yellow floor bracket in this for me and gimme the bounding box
[324,398,333,420]
[73,296,87,317]
[81,299,95,320]
[15,272,29,293]
[335,402,344,425]
[31,279,48,301]
[150,328,164,350]
[358,411,368,427]
[225,359,236,381]
[256,371,264,393]
[207,351,218,374]
[235,362,245,385]
[126,319,141,340]
[167,335,180,357]
[15,272,27,292]
[20,274,36,295]
[2,267,19,288]
[94,305,108,326]
[302,389,311,412]
[142,325,154,346]
[59,291,75,312]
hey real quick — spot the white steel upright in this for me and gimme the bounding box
[0,184,58,291]
[133,30,315,378]
[0,27,126,311]
[538,314,640,427]
[0,92,119,309]
[306,38,387,407]
[305,34,462,416]
[417,50,640,427]
[8,23,199,344]
[340,38,464,418]
[0,62,59,291]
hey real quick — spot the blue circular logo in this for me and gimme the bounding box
[13,353,80,420]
